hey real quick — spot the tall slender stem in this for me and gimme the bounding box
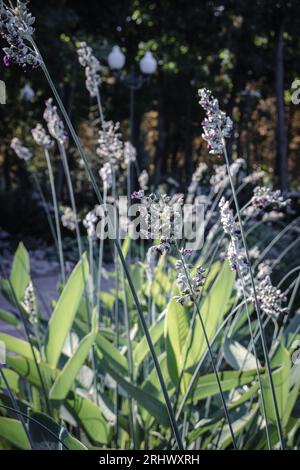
[58,142,82,257]
[238,271,271,449]
[31,172,58,252]
[44,148,66,284]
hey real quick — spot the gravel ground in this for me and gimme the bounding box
[0,244,113,338]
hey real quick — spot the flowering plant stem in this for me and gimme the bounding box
[30,172,58,255]
[237,272,271,449]
[57,142,82,257]
[29,44,183,449]
[44,148,66,284]
[222,138,285,449]
[175,241,237,449]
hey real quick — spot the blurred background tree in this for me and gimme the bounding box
[1,0,300,239]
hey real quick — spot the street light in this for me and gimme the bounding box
[107,46,157,143]
[107,45,126,70]
[108,46,157,255]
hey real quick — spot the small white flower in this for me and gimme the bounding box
[199,88,233,155]
[219,197,248,274]
[43,98,67,144]
[11,137,32,161]
[99,162,113,189]
[124,141,136,166]
[252,276,288,319]
[31,123,54,149]
[251,186,290,210]
[61,206,77,231]
[138,169,149,190]
[24,281,37,324]
[83,208,98,240]
[97,121,123,168]
[77,42,101,98]
[0,0,40,68]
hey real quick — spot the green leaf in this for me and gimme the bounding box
[45,254,89,369]
[197,261,235,359]
[223,338,261,371]
[99,292,115,311]
[50,310,98,400]
[9,242,30,302]
[76,320,128,377]
[187,383,259,444]
[6,356,53,389]
[218,406,258,449]
[133,315,165,370]
[189,369,260,402]
[165,298,198,390]
[142,353,174,399]
[67,393,109,445]
[97,353,170,426]
[0,417,29,449]
[0,369,19,393]
[0,332,40,362]
[0,309,18,326]
[261,344,291,424]
[28,412,87,450]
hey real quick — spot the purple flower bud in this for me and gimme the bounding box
[3,55,10,67]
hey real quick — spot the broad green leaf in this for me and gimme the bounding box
[99,292,115,311]
[0,309,18,326]
[50,310,98,400]
[218,406,258,449]
[67,393,109,445]
[187,383,259,444]
[45,254,89,369]
[0,369,19,393]
[6,356,53,389]
[165,298,198,390]
[142,353,174,400]
[28,412,87,450]
[97,353,170,426]
[283,310,300,348]
[224,338,261,371]
[10,242,30,301]
[76,320,128,377]
[261,344,291,424]
[189,369,260,402]
[197,261,235,359]
[165,261,235,392]
[0,332,40,362]
[0,417,29,450]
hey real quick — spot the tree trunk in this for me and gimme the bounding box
[275,21,289,192]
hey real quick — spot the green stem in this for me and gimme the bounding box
[58,142,82,257]
[30,172,58,253]
[44,148,66,284]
